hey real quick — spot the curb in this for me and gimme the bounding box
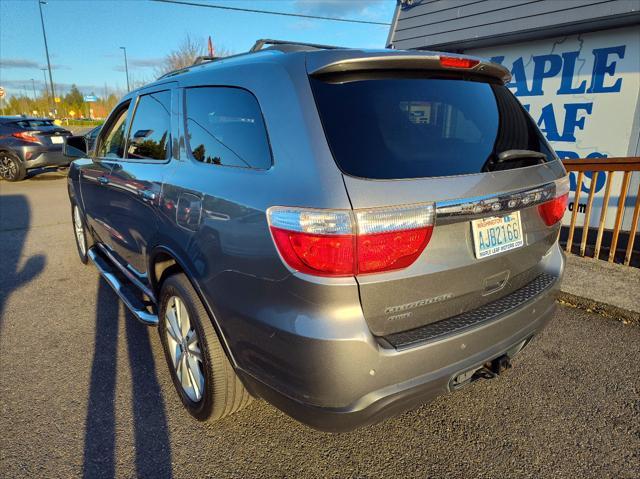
[557,291,640,326]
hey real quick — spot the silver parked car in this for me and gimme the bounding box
[65,40,568,431]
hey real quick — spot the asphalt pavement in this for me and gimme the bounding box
[1,171,639,479]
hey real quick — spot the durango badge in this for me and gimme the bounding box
[385,293,454,315]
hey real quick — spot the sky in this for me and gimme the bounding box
[0,0,396,98]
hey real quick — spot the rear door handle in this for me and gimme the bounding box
[98,176,109,185]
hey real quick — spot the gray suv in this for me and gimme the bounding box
[65,40,568,431]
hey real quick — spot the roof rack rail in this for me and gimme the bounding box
[250,38,341,53]
[156,55,221,79]
[192,55,221,65]
[157,39,342,80]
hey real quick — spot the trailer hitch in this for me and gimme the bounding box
[472,355,513,381]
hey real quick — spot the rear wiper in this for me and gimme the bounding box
[497,149,547,163]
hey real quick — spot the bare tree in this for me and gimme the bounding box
[155,35,232,76]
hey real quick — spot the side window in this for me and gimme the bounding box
[184,87,271,169]
[126,90,171,161]
[97,102,130,158]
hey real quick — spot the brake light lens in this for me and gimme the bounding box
[355,205,435,273]
[270,229,355,275]
[538,176,570,226]
[267,204,435,277]
[12,131,40,144]
[439,56,480,69]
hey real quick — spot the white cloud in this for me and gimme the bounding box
[112,57,162,72]
[0,59,40,69]
[1,79,103,95]
[294,0,386,16]
[0,58,70,70]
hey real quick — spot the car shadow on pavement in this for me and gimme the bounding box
[0,194,45,331]
[25,167,69,181]
[82,279,173,479]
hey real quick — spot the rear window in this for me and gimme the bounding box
[310,75,553,179]
[15,120,54,129]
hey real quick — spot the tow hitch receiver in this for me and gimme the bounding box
[451,355,513,389]
[476,355,513,379]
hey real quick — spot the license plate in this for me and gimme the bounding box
[50,136,64,144]
[471,211,524,259]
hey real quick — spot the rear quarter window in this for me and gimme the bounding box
[310,75,553,179]
[184,87,272,170]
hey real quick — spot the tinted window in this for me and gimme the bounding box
[86,126,101,151]
[126,90,171,161]
[310,76,552,179]
[15,119,55,129]
[184,87,271,169]
[97,103,130,158]
[87,126,101,140]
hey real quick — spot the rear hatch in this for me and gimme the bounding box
[308,52,567,336]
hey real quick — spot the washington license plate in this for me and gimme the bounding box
[471,212,523,259]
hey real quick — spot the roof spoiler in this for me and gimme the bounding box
[309,54,511,83]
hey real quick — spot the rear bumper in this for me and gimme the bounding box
[243,295,556,432]
[229,243,565,431]
[20,146,70,169]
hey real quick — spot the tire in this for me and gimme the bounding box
[0,151,26,181]
[71,203,89,264]
[158,273,252,421]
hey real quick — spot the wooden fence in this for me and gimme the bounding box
[562,157,640,266]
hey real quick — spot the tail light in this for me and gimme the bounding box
[267,204,435,277]
[439,56,480,69]
[538,176,570,226]
[269,209,354,276]
[12,131,40,144]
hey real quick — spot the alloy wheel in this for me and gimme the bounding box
[164,296,205,402]
[0,154,17,180]
[73,205,87,256]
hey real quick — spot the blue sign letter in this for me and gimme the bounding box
[588,46,625,93]
[537,104,562,141]
[557,51,587,95]
[531,54,562,96]
[506,57,533,96]
[560,103,593,142]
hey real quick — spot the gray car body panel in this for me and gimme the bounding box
[68,47,566,431]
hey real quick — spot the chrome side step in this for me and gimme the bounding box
[88,247,159,326]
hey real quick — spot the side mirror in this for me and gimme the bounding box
[64,135,88,158]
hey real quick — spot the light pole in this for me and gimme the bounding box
[30,79,37,100]
[38,0,56,108]
[120,46,130,92]
[41,68,51,114]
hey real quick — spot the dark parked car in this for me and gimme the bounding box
[0,116,71,181]
[65,40,568,432]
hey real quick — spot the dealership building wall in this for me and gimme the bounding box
[387,0,640,231]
